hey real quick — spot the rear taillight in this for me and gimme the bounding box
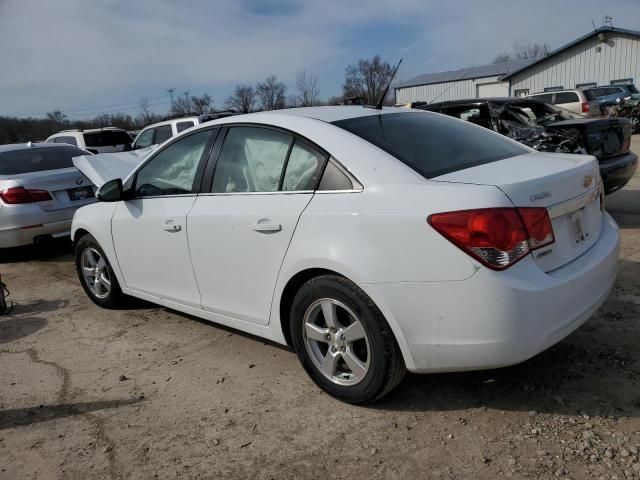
[428,208,554,270]
[581,102,590,113]
[0,187,52,204]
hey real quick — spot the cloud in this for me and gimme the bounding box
[0,0,638,117]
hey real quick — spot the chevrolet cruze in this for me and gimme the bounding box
[71,107,619,403]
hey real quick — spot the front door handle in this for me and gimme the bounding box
[251,222,282,233]
[162,220,182,232]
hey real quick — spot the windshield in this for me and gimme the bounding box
[0,146,87,175]
[332,112,527,179]
[84,131,132,147]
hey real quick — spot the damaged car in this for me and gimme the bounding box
[419,98,637,194]
[71,107,619,403]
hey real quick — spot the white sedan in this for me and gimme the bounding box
[71,106,619,403]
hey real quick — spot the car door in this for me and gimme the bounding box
[187,126,326,325]
[111,128,216,307]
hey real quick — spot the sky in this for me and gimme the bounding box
[0,0,638,119]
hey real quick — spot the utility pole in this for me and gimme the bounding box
[167,88,175,110]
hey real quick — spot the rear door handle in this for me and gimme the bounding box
[162,220,182,232]
[251,222,282,233]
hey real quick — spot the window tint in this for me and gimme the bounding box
[211,127,291,193]
[554,92,579,103]
[135,130,211,197]
[0,146,86,175]
[83,131,131,147]
[318,161,353,190]
[604,87,623,95]
[176,121,195,133]
[282,141,325,191]
[333,112,527,179]
[134,128,154,149]
[154,125,173,144]
[55,136,78,146]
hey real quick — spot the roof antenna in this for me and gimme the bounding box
[375,58,403,110]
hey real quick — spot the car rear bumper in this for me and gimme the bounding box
[0,203,78,248]
[0,219,72,248]
[599,151,638,194]
[362,213,619,373]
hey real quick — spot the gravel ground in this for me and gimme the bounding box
[1,138,639,480]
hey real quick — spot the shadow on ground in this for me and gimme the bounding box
[0,316,48,344]
[0,238,73,264]
[0,398,144,430]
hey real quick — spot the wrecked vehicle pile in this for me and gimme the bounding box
[609,98,640,134]
[420,98,638,194]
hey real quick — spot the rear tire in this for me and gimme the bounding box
[75,234,125,309]
[290,275,406,404]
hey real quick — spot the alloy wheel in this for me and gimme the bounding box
[81,247,112,299]
[302,298,371,386]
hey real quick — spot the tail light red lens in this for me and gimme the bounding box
[581,102,590,113]
[428,208,554,270]
[0,187,52,204]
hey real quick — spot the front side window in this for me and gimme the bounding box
[282,141,325,191]
[154,125,173,144]
[333,112,527,179]
[134,128,154,149]
[134,130,211,197]
[55,136,78,146]
[211,127,292,193]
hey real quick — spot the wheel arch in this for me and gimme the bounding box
[276,266,414,370]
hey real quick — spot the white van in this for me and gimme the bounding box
[526,90,601,117]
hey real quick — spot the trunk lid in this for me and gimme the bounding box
[547,117,632,159]
[5,167,96,211]
[432,151,603,272]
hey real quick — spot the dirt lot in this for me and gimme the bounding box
[1,139,640,480]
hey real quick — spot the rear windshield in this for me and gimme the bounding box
[83,131,132,147]
[0,146,87,175]
[332,112,527,178]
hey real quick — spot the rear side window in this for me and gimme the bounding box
[83,131,132,147]
[530,93,553,103]
[154,125,173,144]
[0,146,86,175]
[333,112,527,179]
[212,127,292,193]
[554,92,579,103]
[176,121,195,133]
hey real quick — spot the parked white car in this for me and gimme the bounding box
[132,112,238,150]
[71,106,619,403]
[526,89,601,117]
[0,143,95,248]
[46,127,133,154]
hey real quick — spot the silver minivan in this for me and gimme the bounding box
[526,89,601,117]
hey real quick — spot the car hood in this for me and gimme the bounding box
[72,146,156,187]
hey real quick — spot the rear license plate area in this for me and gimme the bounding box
[569,208,591,245]
[67,186,94,201]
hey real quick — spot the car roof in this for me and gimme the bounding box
[213,106,413,124]
[0,142,75,154]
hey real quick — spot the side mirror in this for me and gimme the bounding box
[96,178,125,202]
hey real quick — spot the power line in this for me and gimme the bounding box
[74,100,171,118]
[13,94,170,118]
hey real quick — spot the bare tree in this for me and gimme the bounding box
[171,91,193,116]
[191,94,214,115]
[225,84,256,113]
[295,70,320,107]
[139,97,154,123]
[326,95,344,106]
[256,75,286,111]
[45,110,67,128]
[343,55,394,105]
[493,39,550,63]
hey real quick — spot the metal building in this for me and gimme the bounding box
[395,26,640,104]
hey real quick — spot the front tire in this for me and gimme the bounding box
[75,234,125,309]
[290,275,406,404]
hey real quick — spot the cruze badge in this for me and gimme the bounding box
[583,174,593,188]
[530,191,551,202]
[75,177,83,185]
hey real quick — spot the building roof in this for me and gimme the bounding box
[396,59,533,89]
[502,26,640,80]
